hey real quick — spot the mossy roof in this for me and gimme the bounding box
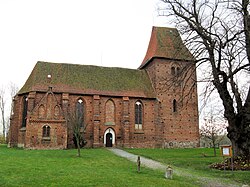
[18,61,156,98]
[139,26,194,69]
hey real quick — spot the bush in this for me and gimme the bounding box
[210,156,250,170]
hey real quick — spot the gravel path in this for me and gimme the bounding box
[109,148,166,170]
[108,148,245,187]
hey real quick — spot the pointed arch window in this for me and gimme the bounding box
[171,66,181,76]
[171,67,176,75]
[105,99,115,125]
[76,99,84,127]
[135,101,143,130]
[173,99,177,113]
[54,105,60,119]
[176,67,180,75]
[42,125,50,137]
[21,96,28,128]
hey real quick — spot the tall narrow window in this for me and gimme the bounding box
[176,67,180,75]
[173,99,177,112]
[54,105,60,119]
[135,101,143,130]
[21,96,28,127]
[171,67,175,75]
[105,99,115,125]
[42,125,50,137]
[76,99,84,127]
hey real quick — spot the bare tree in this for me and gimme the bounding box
[9,82,19,103]
[67,109,87,157]
[200,114,227,156]
[160,0,250,157]
[5,82,19,142]
[0,87,6,140]
[7,82,19,134]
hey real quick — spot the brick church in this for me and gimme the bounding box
[8,26,199,149]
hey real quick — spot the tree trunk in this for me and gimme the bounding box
[213,74,250,157]
[212,140,216,157]
[213,146,216,157]
[227,108,250,157]
[76,134,81,157]
[1,106,5,140]
[77,143,81,157]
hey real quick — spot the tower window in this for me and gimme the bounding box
[171,67,175,75]
[176,67,180,75]
[173,99,177,112]
[171,66,181,76]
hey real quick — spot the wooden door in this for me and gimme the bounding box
[106,133,112,147]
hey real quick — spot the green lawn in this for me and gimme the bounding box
[0,145,197,187]
[125,148,250,185]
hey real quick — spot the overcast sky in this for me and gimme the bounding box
[0,0,226,133]
[0,0,168,90]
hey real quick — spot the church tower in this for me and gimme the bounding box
[139,27,199,148]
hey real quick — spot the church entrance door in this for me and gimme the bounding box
[104,128,115,147]
[106,133,113,147]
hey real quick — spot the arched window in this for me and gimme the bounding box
[171,67,175,75]
[21,96,28,127]
[171,66,181,76]
[176,67,180,75]
[42,125,50,137]
[54,105,60,119]
[76,99,84,127]
[173,99,177,112]
[105,99,115,125]
[135,101,143,130]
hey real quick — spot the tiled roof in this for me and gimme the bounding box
[18,61,156,98]
[139,27,194,69]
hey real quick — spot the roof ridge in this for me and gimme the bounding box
[37,61,139,71]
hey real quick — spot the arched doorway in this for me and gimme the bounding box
[104,128,115,147]
[106,133,113,147]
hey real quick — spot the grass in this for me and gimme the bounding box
[125,148,250,185]
[0,145,198,187]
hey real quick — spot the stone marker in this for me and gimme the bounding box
[165,166,173,179]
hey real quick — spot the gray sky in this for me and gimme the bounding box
[0,0,168,89]
[0,0,172,134]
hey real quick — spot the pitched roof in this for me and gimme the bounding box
[139,26,194,69]
[18,61,156,98]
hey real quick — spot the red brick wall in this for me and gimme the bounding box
[25,92,67,149]
[66,95,157,148]
[25,121,67,149]
[144,58,199,148]
[67,95,93,148]
[8,96,21,147]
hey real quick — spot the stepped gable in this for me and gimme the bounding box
[18,61,156,98]
[139,26,194,69]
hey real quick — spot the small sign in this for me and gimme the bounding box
[221,145,232,157]
[223,147,230,155]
